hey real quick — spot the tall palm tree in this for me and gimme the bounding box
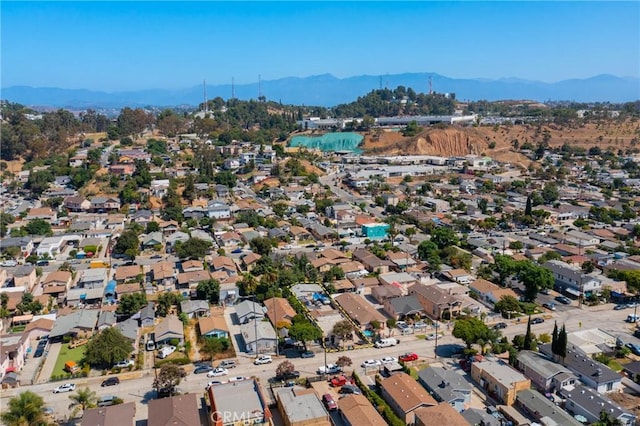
[0,391,47,426]
[69,387,97,417]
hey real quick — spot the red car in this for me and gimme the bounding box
[322,393,337,411]
[330,375,348,387]
[399,352,418,362]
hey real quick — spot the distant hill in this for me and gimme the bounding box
[2,73,638,108]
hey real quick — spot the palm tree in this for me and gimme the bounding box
[0,391,47,426]
[69,387,97,417]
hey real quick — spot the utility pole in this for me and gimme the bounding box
[429,76,433,95]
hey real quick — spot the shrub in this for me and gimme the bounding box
[155,356,190,367]
[169,338,180,347]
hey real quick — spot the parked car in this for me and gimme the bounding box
[413,321,427,329]
[254,355,273,365]
[207,368,229,377]
[101,377,120,387]
[626,314,639,323]
[317,364,342,375]
[205,381,222,389]
[114,359,134,368]
[0,260,17,267]
[614,304,629,310]
[399,353,418,362]
[218,360,237,369]
[339,384,361,395]
[33,348,44,357]
[150,255,163,259]
[157,345,176,359]
[193,365,213,374]
[493,322,508,330]
[300,351,315,358]
[626,343,640,356]
[542,302,556,311]
[53,383,76,393]
[531,317,545,324]
[426,333,441,341]
[379,356,397,365]
[330,375,349,387]
[361,359,381,368]
[231,248,243,254]
[322,393,337,411]
[227,376,248,382]
[275,371,300,381]
[540,288,551,295]
[555,296,571,305]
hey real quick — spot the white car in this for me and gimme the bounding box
[380,356,398,365]
[207,368,229,377]
[254,355,273,365]
[205,380,222,389]
[317,364,342,374]
[53,383,76,393]
[426,333,441,341]
[0,260,17,267]
[114,359,134,368]
[227,376,248,382]
[361,359,382,368]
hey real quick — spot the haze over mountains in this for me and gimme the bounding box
[2,72,639,109]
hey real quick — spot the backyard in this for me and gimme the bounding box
[51,343,86,379]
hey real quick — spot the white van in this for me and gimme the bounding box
[374,338,399,348]
[158,345,176,359]
[97,395,118,407]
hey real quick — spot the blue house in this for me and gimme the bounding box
[198,314,229,339]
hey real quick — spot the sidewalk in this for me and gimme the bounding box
[35,342,62,384]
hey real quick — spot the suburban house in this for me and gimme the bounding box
[559,384,637,426]
[334,293,386,330]
[263,297,297,328]
[469,278,519,305]
[97,311,117,330]
[0,333,31,377]
[81,402,136,426]
[275,387,331,426]
[383,295,424,320]
[207,379,273,426]
[241,253,262,273]
[148,393,200,426]
[181,260,204,272]
[11,265,38,292]
[470,358,531,405]
[114,265,141,283]
[408,284,463,321]
[516,389,581,426]
[210,256,237,275]
[216,231,243,248]
[198,311,229,339]
[151,262,175,288]
[154,315,184,346]
[180,300,210,319]
[90,196,121,212]
[338,394,387,426]
[176,270,211,290]
[139,303,155,327]
[207,200,231,219]
[380,372,437,424]
[26,207,57,222]
[440,268,473,285]
[371,284,403,304]
[417,366,473,412]
[240,320,277,354]
[235,300,266,324]
[43,270,73,290]
[141,232,163,249]
[79,268,108,289]
[543,260,603,298]
[515,350,576,393]
[413,403,468,426]
[115,318,139,344]
[556,348,622,393]
[49,310,99,340]
[63,196,91,212]
[25,318,55,341]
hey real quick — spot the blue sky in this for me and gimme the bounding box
[2,1,638,91]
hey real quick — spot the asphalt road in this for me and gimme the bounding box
[4,303,635,423]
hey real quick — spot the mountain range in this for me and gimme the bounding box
[2,73,639,109]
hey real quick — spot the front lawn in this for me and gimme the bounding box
[51,344,86,379]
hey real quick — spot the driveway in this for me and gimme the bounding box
[36,342,62,384]
[222,306,246,358]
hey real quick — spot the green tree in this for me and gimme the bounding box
[249,236,275,256]
[552,322,559,356]
[146,221,160,233]
[116,293,146,316]
[0,391,47,426]
[153,363,186,395]
[69,387,97,417]
[519,262,554,302]
[452,317,494,349]
[201,337,229,359]
[24,219,52,236]
[156,292,183,317]
[272,202,288,217]
[557,324,568,360]
[431,227,459,250]
[592,409,624,426]
[417,240,441,270]
[332,320,355,347]
[289,321,322,350]
[196,279,220,304]
[523,317,535,350]
[84,327,133,367]
[525,195,532,216]
[509,241,524,252]
[494,295,522,316]
[112,229,140,259]
[175,238,211,260]
[214,170,237,188]
[402,120,421,137]
[16,293,43,315]
[541,182,559,204]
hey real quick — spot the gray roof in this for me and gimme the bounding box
[235,300,265,320]
[563,348,621,385]
[67,287,105,301]
[50,310,99,338]
[80,268,108,283]
[517,350,572,380]
[180,299,209,314]
[276,387,328,423]
[461,408,501,426]
[240,320,277,344]
[386,295,424,316]
[561,384,636,423]
[473,359,529,386]
[97,311,117,327]
[115,318,139,341]
[208,379,268,423]
[13,264,35,277]
[155,315,184,340]
[140,302,155,320]
[417,366,473,403]
[0,237,32,249]
[516,389,581,426]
